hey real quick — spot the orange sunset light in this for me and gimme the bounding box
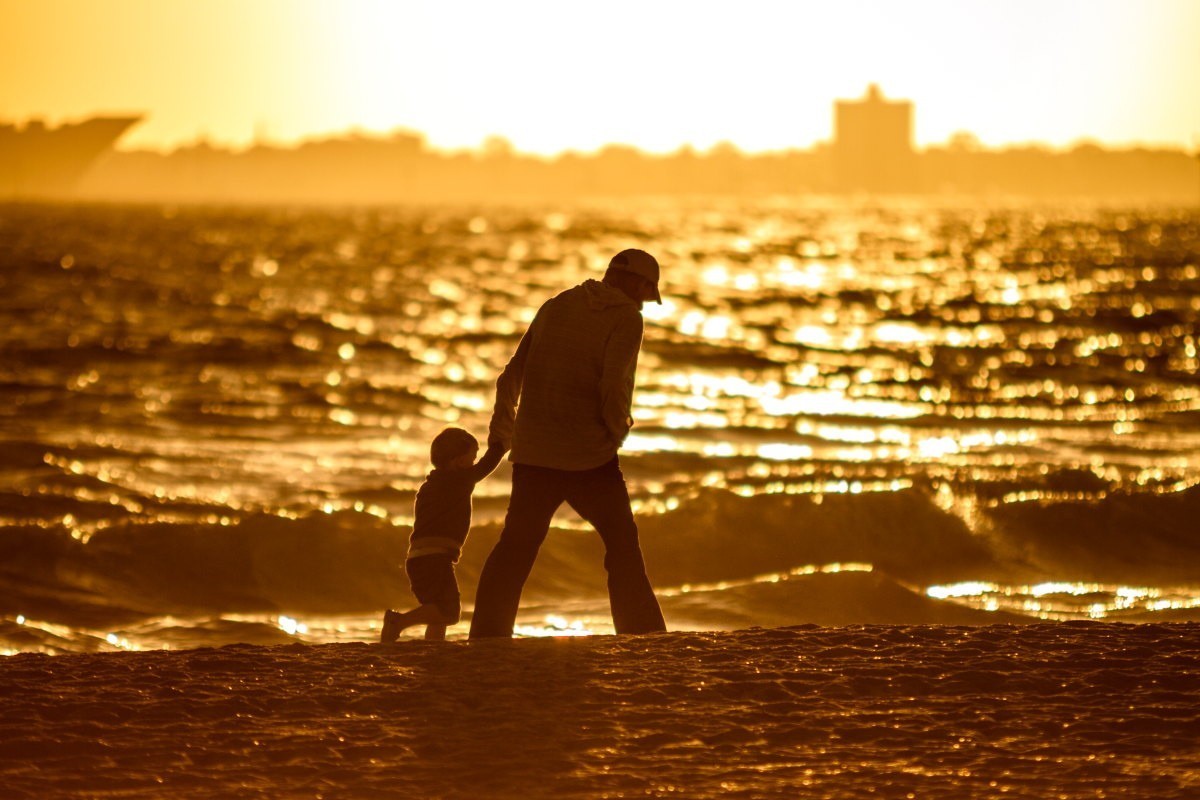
[2,0,1198,155]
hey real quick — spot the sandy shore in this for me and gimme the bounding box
[1,623,1197,799]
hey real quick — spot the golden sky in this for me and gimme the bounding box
[2,0,1197,154]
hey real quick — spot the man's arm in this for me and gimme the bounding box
[599,311,644,447]
[487,325,533,451]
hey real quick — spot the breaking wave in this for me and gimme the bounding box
[4,485,1198,640]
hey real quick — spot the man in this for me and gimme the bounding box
[469,248,668,638]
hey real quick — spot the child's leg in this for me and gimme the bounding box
[397,604,446,629]
[399,555,459,643]
[381,604,446,642]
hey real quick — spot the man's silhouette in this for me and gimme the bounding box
[469,249,667,638]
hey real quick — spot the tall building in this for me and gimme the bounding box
[833,84,917,193]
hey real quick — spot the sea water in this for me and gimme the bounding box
[2,200,1198,653]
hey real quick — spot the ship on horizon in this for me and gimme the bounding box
[0,115,142,199]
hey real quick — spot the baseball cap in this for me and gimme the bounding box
[608,248,662,304]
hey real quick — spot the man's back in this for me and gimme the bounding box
[491,279,644,471]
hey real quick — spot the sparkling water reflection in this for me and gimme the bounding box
[1,202,1198,648]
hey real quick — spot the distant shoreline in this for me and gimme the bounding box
[67,134,1198,205]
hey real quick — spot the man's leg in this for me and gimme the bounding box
[566,458,666,635]
[468,464,564,639]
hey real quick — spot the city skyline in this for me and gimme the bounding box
[6,82,1195,202]
[2,0,1199,155]
[6,82,1195,162]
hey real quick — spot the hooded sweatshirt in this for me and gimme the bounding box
[489,279,643,470]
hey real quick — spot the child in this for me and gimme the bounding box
[381,427,505,642]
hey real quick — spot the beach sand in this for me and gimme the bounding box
[2,623,1197,799]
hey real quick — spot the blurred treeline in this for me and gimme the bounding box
[77,131,1198,203]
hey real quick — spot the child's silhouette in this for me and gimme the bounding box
[381,428,505,641]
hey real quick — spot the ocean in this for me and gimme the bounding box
[2,200,1198,654]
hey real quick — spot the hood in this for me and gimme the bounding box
[581,278,639,312]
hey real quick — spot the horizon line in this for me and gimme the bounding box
[6,112,1197,158]
[110,124,1198,159]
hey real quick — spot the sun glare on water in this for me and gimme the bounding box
[513,616,593,638]
[927,582,1200,620]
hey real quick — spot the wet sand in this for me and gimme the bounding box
[1,623,1197,799]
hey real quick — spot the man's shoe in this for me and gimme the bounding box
[380,609,402,643]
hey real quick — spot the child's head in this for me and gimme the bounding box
[430,427,479,469]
